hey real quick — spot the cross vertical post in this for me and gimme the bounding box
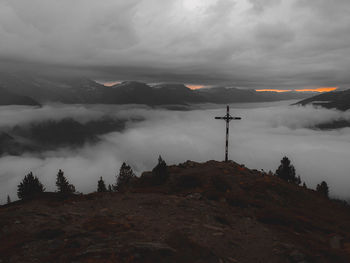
[215,105,241,162]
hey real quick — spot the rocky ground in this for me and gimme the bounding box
[1,161,350,262]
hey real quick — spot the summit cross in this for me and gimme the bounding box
[215,105,241,162]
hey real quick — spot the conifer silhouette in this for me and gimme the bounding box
[275,156,301,185]
[56,169,75,193]
[316,181,329,198]
[151,155,168,185]
[17,172,45,200]
[97,177,107,192]
[115,162,135,191]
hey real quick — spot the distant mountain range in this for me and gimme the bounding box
[0,73,312,106]
[296,89,350,111]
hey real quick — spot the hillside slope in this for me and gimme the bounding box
[296,89,350,111]
[1,161,350,262]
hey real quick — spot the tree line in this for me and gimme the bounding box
[4,155,331,203]
[6,155,167,202]
[274,156,329,198]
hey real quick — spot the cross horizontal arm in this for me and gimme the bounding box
[215,117,225,119]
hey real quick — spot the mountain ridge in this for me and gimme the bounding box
[0,73,312,105]
[296,89,350,111]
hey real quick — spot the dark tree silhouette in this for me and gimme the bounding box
[114,162,135,191]
[97,177,107,192]
[275,156,301,185]
[56,169,75,193]
[108,184,113,192]
[151,155,168,185]
[17,172,45,200]
[316,181,329,198]
[7,195,11,204]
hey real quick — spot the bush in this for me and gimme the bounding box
[176,175,202,189]
[17,172,45,200]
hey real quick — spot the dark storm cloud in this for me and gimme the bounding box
[0,0,350,88]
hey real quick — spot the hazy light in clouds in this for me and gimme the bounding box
[1,102,350,203]
[0,0,350,88]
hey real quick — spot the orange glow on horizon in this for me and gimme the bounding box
[102,81,121,87]
[186,84,206,90]
[256,86,338,93]
[256,89,292,93]
[295,87,338,92]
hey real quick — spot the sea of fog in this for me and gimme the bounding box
[1,101,350,203]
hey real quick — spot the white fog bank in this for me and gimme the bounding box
[1,102,350,202]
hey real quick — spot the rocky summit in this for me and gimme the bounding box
[1,161,350,263]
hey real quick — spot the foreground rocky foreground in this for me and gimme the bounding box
[1,161,350,263]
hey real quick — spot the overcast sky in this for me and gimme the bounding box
[1,0,350,89]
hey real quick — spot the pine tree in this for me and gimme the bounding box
[316,181,329,198]
[56,169,75,193]
[151,155,168,185]
[17,172,45,200]
[108,184,113,192]
[115,162,135,191]
[275,156,301,185]
[97,177,107,192]
[7,195,11,204]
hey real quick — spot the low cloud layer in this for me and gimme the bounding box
[1,102,350,203]
[0,0,350,88]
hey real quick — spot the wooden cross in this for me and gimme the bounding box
[215,105,241,162]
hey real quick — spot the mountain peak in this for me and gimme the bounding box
[2,160,350,262]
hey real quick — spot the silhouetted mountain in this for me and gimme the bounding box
[0,73,312,105]
[0,87,39,106]
[0,73,106,103]
[296,89,350,111]
[1,160,350,262]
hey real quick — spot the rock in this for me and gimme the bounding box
[329,235,342,249]
[36,228,65,240]
[289,250,305,262]
[132,242,176,254]
[203,224,224,231]
[186,193,202,200]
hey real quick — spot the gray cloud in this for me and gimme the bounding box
[1,102,350,203]
[0,0,350,88]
